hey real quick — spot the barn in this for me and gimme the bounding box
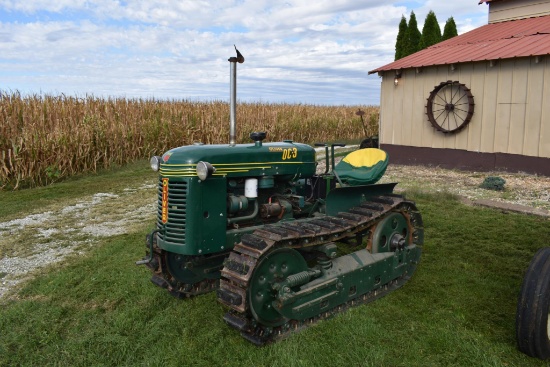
[369,0,550,176]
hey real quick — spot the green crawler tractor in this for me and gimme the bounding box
[137,48,424,344]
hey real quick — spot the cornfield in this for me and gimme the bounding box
[0,91,379,189]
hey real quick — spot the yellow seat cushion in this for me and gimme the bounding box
[334,148,389,186]
[342,148,387,168]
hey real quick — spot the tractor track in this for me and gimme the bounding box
[217,194,423,345]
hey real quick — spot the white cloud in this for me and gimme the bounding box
[0,1,489,104]
[0,0,87,13]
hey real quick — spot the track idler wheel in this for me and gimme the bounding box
[369,212,410,251]
[248,248,308,327]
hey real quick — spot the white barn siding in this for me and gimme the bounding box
[467,62,486,152]
[524,58,545,157]
[541,60,550,157]
[378,56,550,159]
[488,0,550,23]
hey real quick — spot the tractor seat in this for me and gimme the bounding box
[334,148,389,186]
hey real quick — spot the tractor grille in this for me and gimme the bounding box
[156,178,187,244]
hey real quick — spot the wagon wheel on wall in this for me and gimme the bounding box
[426,80,475,134]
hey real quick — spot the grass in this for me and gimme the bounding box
[1,172,549,366]
[0,160,156,221]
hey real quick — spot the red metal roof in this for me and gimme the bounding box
[368,15,550,74]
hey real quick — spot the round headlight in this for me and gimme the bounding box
[150,156,162,172]
[196,161,216,181]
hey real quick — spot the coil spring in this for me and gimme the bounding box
[284,271,313,288]
[318,257,332,270]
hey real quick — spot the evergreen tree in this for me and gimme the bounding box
[402,11,421,58]
[442,16,458,41]
[394,15,408,60]
[419,10,442,50]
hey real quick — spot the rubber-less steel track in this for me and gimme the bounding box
[218,194,423,345]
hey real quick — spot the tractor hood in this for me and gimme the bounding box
[159,141,316,179]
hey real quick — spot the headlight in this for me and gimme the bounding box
[196,161,216,181]
[150,156,162,172]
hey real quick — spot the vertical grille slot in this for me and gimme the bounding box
[156,178,188,244]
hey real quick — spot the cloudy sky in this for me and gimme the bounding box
[0,1,489,105]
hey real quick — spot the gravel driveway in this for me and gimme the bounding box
[0,181,157,300]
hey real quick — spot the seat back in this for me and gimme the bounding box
[334,148,388,186]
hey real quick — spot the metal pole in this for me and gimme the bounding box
[229,58,237,146]
[228,46,244,146]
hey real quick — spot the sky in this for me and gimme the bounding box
[0,1,490,105]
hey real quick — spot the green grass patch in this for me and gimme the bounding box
[0,160,156,221]
[1,191,549,366]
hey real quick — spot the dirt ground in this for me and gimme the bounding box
[382,164,550,212]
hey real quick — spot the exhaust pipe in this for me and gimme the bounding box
[228,46,244,146]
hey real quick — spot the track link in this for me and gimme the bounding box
[218,194,423,344]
